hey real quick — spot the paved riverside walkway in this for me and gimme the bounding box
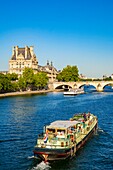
[0,89,54,98]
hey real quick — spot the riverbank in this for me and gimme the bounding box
[0,89,54,98]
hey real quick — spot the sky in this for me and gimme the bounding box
[0,0,113,78]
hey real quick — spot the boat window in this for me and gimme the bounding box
[47,128,55,133]
[61,142,64,147]
[71,127,75,131]
[66,142,68,146]
[57,130,65,135]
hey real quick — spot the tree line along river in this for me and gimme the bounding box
[0,87,113,170]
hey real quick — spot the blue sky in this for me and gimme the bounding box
[0,0,113,78]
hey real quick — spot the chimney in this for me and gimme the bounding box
[15,46,18,58]
[30,46,34,57]
[47,60,49,65]
[51,61,53,66]
[25,46,28,59]
[12,46,15,56]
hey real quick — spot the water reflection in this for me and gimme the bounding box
[0,92,113,170]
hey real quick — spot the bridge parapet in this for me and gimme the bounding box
[49,81,113,92]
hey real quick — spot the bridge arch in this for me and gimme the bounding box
[54,84,73,89]
[103,83,113,89]
[51,80,113,92]
[77,83,97,90]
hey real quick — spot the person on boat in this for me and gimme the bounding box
[82,120,85,128]
[88,112,90,119]
[78,126,82,133]
[82,120,85,133]
[83,113,87,121]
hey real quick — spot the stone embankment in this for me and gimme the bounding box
[0,89,55,98]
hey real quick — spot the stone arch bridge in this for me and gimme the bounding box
[48,81,113,92]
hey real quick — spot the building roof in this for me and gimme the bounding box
[11,46,33,60]
[38,63,58,73]
[47,120,79,129]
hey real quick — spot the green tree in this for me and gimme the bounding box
[18,76,26,91]
[22,67,35,90]
[10,82,19,92]
[103,77,112,81]
[34,72,48,89]
[56,65,79,82]
[0,73,12,92]
[6,73,18,81]
[18,68,48,91]
[0,82,3,91]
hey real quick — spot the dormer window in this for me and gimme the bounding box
[19,63,21,68]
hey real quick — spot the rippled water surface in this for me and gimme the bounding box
[0,91,113,170]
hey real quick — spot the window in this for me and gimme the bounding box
[61,142,64,147]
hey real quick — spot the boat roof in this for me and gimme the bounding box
[47,120,79,129]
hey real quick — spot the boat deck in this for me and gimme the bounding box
[75,118,97,144]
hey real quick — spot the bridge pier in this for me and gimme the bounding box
[48,82,54,90]
[96,84,103,92]
[96,87,103,92]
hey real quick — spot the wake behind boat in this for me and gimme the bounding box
[63,87,84,95]
[33,113,98,162]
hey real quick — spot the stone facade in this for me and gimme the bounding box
[9,46,38,76]
[38,61,58,82]
[9,46,58,82]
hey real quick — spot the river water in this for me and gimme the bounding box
[0,89,113,170]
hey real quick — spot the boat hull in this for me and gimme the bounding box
[33,147,71,161]
[33,122,98,161]
[63,92,84,95]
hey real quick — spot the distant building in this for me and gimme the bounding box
[38,61,58,82]
[110,74,113,79]
[103,75,107,79]
[9,46,58,82]
[0,71,8,75]
[103,74,113,80]
[9,46,38,76]
[79,74,87,79]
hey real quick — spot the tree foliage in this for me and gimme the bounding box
[0,68,49,93]
[23,67,34,84]
[18,68,48,91]
[6,73,18,81]
[0,73,15,92]
[103,77,112,81]
[18,76,26,91]
[34,72,49,89]
[22,67,35,90]
[56,65,79,82]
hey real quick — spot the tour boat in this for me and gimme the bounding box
[33,113,98,162]
[63,87,84,95]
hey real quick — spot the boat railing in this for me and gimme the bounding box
[37,135,72,148]
[37,138,72,148]
[36,143,70,149]
[75,116,97,143]
[87,117,97,131]
[38,133,44,139]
